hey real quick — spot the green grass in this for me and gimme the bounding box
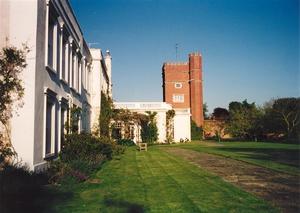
[171,141,300,176]
[50,146,277,212]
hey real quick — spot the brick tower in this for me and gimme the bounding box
[162,53,204,127]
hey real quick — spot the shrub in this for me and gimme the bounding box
[61,133,113,162]
[0,140,16,167]
[191,120,203,140]
[117,139,135,146]
[49,133,124,184]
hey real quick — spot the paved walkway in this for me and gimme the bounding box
[164,147,300,213]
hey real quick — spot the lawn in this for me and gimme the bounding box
[50,146,277,212]
[172,141,300,176]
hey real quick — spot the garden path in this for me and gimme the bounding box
[163,147,300,213]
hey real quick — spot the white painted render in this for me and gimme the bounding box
[90,49,102,133]
[114,102,191,143]
[0,0,101,171]
[89,48,112,134]
[173,108,191,142]
[0,0,38,170]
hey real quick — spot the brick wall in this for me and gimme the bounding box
[162,53,204,127]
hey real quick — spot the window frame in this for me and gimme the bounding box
[174,82,183,89]
[172,94,184,103]
[43,88,58,159]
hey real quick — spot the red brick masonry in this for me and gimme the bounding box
[162,53,204,127]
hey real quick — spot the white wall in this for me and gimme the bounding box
[1,0,38,170]
[90,49,102,133]
[174,109,191,142]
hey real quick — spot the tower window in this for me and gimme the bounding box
[173,94,184,103]
[174,82,182,88]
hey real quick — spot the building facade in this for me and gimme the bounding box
[162,53,204,127]
[90,49,112,134]
[114,102,191,143]
[0,0,106,170]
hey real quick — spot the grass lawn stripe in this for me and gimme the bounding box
[156,146,276,212]
[171,142,300,176]
[50,146,277,212]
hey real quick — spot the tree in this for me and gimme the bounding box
[264,98,300,140]
[0,44,28,164]
[212,107,229,120]
[226,100,263,140]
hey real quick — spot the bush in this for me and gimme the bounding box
[191,120,203,140]
[0,140,16,167]
[49,133,124,184]
[61,133,113,162]
[117,139,135,146]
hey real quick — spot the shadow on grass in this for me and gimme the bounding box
[0,165,74,213]
[217,147,300,167]
[104,198,145,213]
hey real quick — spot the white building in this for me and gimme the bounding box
[114,102,191,143]
[0,0,108,171]
[90,48,112,134]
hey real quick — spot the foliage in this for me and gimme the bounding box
[191,119,203,140]
[0,140,16,167]
[140,111,158,144]
[99,92,114,137]
[226,100,263,140]
[62,133,113,161]
[0,45,28,126]
[166,109,175,143]
[263,98,300,140]
[112,109,137,140]
[0,45,28,165]
[65,106,81,134]
[212,107,229,120]
[49,133,118,183]
[117,139,135,146]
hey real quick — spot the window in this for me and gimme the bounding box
[44,91,57,158]
[56,26,60,73]
[173,94,184,103]
[47,16,55,68]
[78,57,81,92]
[174,82,182,88]
[61,35,68,81]
[60,99,68,144]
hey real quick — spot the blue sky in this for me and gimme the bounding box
[70,0,299,113]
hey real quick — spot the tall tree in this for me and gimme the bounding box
[264,98,300,140]
[212,107,229,120]
[226,100,262,140]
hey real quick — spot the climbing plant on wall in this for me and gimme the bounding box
[166,109,175,143]
[140,111,158,144]
[99,92,114,137]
